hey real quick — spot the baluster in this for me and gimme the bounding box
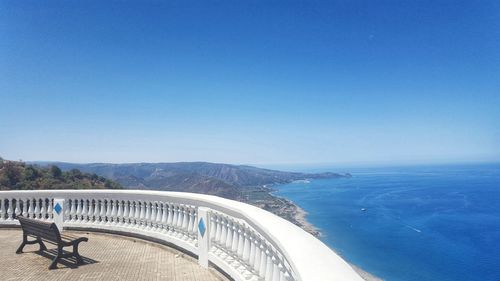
[283,271,293,281]
[33,198,40,219]
[129,201,134,226]
[27,198,34,219]
[243,227,251,262]
[177,206,184,230]
[14,199,21,219]
[272,256,280,281]
[21,199,27,217]
[148,202,154,230]
[231,221,239,252]
[265,249,274,281]
[220,217,228,246]
[181,207,188,233]
[160,203,168,232]
[93,200,98,223]
[249,232,256,268]
[135,201,141,227]
[146,201,152,229]
[0,198,4,220]
[87,199,94,223]
[63,199,69,221]
[192,211,198,238]
[105,199,112,224]
[41,199,47,220]
[278,262,285,281]
[158,203,163,230]
[94,200,100,224]
[109,200,116,224]
[37,198,43,219]
[99,200,106,224]
[122,201,129,225]
[6,199,13,220]
[69,199,76,221]
[225,219,233,250]
[179,206,186,230]
[171,205,178,231]
[191,208,198,234]
[174,205,181,232]
[117,200,123,225]
[153,202,159,230]
[177,205,184,231]
[138,201,145,228]
[129,201,136,226]
[155,202,162,231]
[253,238,261,273]
[127,201,133,225]
[166,204,173,231]
[259,243,267,278]
[152,202,158,230]
[133,201,140,226]
[209,214,216,241]
[82,199,89,222]
[148,202,154,229]
[103,199,109,224]
[47,199,53,221]
[215,215,222,244]
[187,208,194,234]
[75,199,82,222]
[237,226,244,257]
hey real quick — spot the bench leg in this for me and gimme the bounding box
[16,235,47,254]
[16,242,26,254]
[16,234,28,254]
[73,242,84,265]
[49,246,63,270]
[37,237,47,252]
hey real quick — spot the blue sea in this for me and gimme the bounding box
[274,164,500,281]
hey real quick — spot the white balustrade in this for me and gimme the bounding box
[0,190,363,281]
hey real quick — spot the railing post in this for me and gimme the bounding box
[53,198,65,231]
[197,207,210,268]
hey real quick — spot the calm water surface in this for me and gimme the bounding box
[275,164,500,281]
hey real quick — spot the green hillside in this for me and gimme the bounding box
[0,158,122,190]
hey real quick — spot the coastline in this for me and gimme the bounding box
[244,187,383,281]
[271,195,382,281]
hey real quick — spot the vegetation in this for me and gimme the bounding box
[0,159,122,190]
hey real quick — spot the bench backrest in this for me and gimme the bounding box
[17,216,61,243]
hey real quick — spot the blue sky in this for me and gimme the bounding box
[1,1,499,165]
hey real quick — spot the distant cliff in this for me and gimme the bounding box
[33,161,349,199]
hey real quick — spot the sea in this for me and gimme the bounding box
[274,163,500,281]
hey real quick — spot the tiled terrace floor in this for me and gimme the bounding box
[0,229,228,281]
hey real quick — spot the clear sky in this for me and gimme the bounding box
[1,1,499,165]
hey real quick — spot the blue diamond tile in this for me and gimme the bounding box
[54,203,62,215]
[198,218,206,238]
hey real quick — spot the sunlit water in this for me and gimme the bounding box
[274,164,500,281]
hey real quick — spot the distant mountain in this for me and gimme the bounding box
[32,161,349,199]
[0,159,122,190]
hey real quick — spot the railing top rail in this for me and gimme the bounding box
[0,189,362,281]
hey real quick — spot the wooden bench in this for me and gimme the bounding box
[16,216,88,269]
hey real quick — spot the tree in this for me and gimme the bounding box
[50,165,62,178]
[1,162,22,187]
[24,166,39,181]
[69,169,83,179]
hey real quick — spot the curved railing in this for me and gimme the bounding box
[0,190,363,281]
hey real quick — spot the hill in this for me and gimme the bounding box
[0,159,122,190]
[33,161,349,199]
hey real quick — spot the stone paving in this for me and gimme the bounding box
[0,229,229,281]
